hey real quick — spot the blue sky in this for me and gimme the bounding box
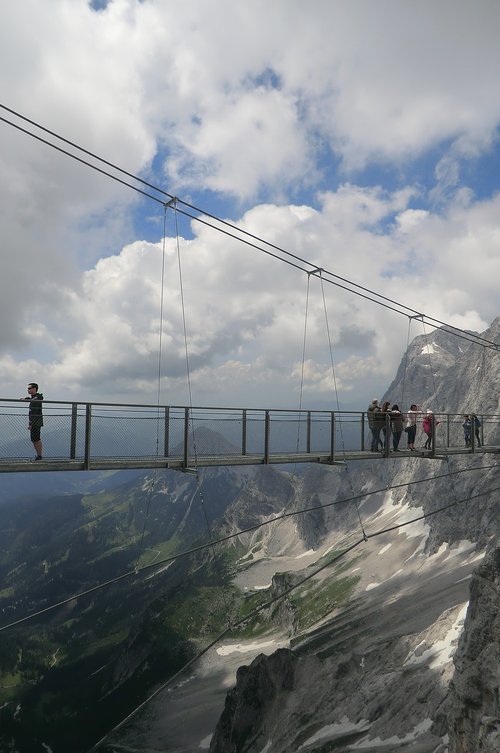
[0,0,499,411]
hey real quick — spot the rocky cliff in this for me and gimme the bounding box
[446,543,500,753]
[207,319,499,753]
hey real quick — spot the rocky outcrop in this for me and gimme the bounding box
[447,543,500,753]
[294,492,327,549]
[209,649,298,753]
[383,317,500,441]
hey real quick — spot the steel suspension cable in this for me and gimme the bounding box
[399,316,413,410]
[420,319,461,506]
[278,272,316,539]
[297,273,311,420]
[317,272,367,539]
[1,105,499,353]
[132,205,172,571]
[0,461,495,634]
[174,205,233,622]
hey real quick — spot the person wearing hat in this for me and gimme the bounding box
[367,398,384,452]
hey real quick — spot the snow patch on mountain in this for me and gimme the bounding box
[350,718,434,749]
[298,717,370,750]
[404,603,468,669]
[216,639,289,658]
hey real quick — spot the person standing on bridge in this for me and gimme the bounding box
[390,404,404,450]
[20,382,44,460]
[381,401,392,450]
[367,399,384,452]
[462,415,472,447]
[471,413,482,447]
[405,403,420,451]
[422,409,438,450]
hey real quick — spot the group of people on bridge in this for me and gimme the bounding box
[11,380,484,463]
[462,414,482,448]
[367,399,482,453]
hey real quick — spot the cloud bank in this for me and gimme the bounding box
[0,0,498,408]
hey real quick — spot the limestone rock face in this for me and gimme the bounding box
[206,320,499,753]
[209,649,298,753]
[447,544,500,753]
[383,316,500,440]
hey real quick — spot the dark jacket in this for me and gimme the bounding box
[390,410,404,432]
[26,393,44,427]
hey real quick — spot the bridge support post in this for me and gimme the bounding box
[330,412,335,463]
[164,407,170,458]
[183,407,189,469]
[70,403,78,460]
[84,404,92,470]
[264,410,270,464]
[307,411,311,453]
[361,412,365,451]
[242,409,247,455]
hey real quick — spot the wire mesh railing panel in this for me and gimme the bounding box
[0,405,35,458]
[482,415,499,446]
[244,413,267,455]
[89,410,165,458]
[165,410,187,458]
[0,401,84,460]
[433,413,487,451]
[269,412,309,454]
[334,413,365,453]
[309,413,332,453]
[433,413,453,449]
[0,400,498,467]
[53,408,86,459]
[187,413,244,456]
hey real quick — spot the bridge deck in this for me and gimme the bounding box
[0,398,498,473]
[0,447,498,474]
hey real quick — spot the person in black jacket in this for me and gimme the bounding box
[390,404,404,450]
[20,382,44,460]
[471,413,482,447]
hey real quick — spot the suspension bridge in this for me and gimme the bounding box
[0,398,497,473]
[1,106,499,478]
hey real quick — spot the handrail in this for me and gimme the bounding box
[0,399,498,473]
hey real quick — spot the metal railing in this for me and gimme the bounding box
[0,399,498,471]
